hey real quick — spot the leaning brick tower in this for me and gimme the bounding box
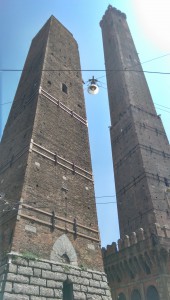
[0,16,112,299]
[100,5,170,300]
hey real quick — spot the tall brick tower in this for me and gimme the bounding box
[100,6,170,300]
[0,16,111,299]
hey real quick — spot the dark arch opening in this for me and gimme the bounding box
[63,280,73,300]
[131,289,141,300]
[61,253,70,264]
[147,286,160,300]
[118,292,126,300]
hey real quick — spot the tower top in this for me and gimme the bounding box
[33,14,74,44]
[48,15,74,37]
[100,5,126,27]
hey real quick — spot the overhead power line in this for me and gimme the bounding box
[1,99,170,116]
[155,107,170,114]
[1,69,170,75]
[138,53,170,66]
[0,101,12,106]
[155,103,170,110]
[1,52,170,73]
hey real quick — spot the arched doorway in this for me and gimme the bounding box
[131,289,141,300]
[146,286,160,300]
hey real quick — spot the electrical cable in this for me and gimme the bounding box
[1,68,170,75]
[155,103,170,110]
[1,52,169,107]
[0,195,118,213]
[135,52,170,66]
[0,202,117,212]
[2,52,170,74]
[0,194,169,213]
[1,91,170,117]
[155,107,170,114]
[0,101,13,106]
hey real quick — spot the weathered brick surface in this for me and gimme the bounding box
[3,293,29,300]
[42,270,67,281]
[30,297,46,300]
[14,257,28,266]
[30,277,46,286]
[0,14,103,274]
[47,280,62,289]
[100,5,170,300]
[40,287,54,297]
[18,266,33,276]
[87,295,103,300]
[8,264,17,274]
[13,283,39,295]
[29,261,51,270]
[101,5,170,237]
[7,273,29,283]
[81,270,93,279]
[33,268,42,277]
[93,273,102,281]
[0,13,111,300]
[3,283,12,293]
[73,291,86,300]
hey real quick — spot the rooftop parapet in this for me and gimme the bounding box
[103,223,170,256]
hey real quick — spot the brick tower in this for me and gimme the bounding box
[0,16,111,299]
[100,6,170,300]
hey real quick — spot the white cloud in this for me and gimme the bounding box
[132,0,170,51]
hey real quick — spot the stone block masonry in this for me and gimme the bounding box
[0,253,112,300]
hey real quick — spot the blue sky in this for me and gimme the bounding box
[0,0,170,247]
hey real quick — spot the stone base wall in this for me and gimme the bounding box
[0,253,112,300]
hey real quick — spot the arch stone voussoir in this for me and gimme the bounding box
[50,234,78,266]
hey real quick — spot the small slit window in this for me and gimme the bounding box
[62,83,68,94]
[164,177,169,187]
[63,280,73,300]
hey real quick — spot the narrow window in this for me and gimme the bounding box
[62,83,68,94]
[63,280,73,300]
[164,177,169,187]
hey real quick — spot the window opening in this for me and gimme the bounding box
[164,177,169,187]
[63,280,73,300]
[118,292,126,300]
[146,286,160,300]
[131,289,141,300]
[61,253,70,264]
[62,83,68,94]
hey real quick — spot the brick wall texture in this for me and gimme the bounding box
[0,14,111,299]
[100,6,170,237]
[100,5,170,300]
[0,15,103,270]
